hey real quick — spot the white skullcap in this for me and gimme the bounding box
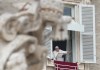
[55,46,59,48]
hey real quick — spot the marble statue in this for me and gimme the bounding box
[0,0,73,70]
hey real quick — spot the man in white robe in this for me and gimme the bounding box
[53,46,70,61]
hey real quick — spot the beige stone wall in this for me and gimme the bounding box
[62,0,82,3]
[89,0,100,70]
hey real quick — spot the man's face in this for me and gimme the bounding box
[55,47,59,52]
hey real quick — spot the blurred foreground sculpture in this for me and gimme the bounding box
[0,0,73,70]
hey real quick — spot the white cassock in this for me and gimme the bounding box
[53,50,67,61]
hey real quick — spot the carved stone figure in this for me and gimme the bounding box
[0,0,73,70]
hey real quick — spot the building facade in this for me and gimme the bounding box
[89,0,100,70]
[61,0,100,70]
[46,0,98,70]
[0,0,99,70]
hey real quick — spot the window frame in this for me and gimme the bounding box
[63,4,78,62]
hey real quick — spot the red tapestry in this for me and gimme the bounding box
[54,61,78,70]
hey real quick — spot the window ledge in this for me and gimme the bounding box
[61,0,79,5]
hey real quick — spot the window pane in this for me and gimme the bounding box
[63,7,71,16]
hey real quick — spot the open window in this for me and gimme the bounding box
[52,4,77,62]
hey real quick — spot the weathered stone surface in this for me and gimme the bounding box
[89,0,100,70]
[0,0,73,70]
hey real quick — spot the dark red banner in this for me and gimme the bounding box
[54,61,78,70]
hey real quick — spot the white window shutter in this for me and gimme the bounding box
[79,5,96,63]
